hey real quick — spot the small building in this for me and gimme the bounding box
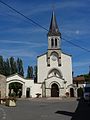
[73,76,85,97]
[6,74,41,98]
[0,74,6,98]
[73,76,85,87]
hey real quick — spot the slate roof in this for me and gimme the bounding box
[47,11,61,36]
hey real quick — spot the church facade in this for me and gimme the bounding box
[37,11,73,97]
[5,11,73,98]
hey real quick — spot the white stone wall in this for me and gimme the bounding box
[45,77,65,97]
[6,74,42,98]
[37,52,72,86]
[24,80,42,98]
[37,52,72,97]
[61,53,72,87]
[31,83,42,98]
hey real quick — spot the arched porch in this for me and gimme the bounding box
[6,80,25,98]
[51,83,59,97]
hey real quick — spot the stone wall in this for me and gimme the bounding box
[0,74,6,98]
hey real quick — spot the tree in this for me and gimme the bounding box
[17,58,24,77]
[83,74,90,83]
[3,58,11,76]
[34,65,37,83]
[9,57,17,74]
[26,66,33,79]
[0,56,4,75]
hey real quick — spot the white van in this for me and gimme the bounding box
[83,84,90,101]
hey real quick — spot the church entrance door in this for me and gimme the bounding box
[51,83,59,97]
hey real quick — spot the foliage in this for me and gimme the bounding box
[65,92,69,97]
[0,56,24,77]
[9,57,17,74]
[34,65,37,83]
[84,74,90,79]
[26,66,33,79]
[4,58,11,76]
[0,56,4,75]
[0,55,37,79]
[17,58,24,76]
[77,87,83,97]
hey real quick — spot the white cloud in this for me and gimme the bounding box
[75,30,80,35]
[0,27,46,34]
[0,49,37,58]
[73,61,90,68]
[0,39,47,48]
[0,0,87,18]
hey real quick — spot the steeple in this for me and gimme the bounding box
[47,11,62,67]
[48,11,61,36]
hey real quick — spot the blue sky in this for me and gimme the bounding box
[0,0,90,76]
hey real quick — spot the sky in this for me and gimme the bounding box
[0,0,90,77]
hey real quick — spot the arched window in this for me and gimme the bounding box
[47,69,63,79]
[51,38,54,47]
[55,38,57,47]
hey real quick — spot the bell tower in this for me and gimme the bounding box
[47,11,62,66]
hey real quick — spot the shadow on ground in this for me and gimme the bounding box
[55,98,90,120]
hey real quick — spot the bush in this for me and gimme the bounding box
[65,92,69,97]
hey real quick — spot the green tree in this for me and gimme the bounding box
[34,65,37,83]
[0,56,4,75]
[3,58,11,76]
[9,57,17,75]
[17,58,24,77]
[83,74,90,83]
[26,66,33,79]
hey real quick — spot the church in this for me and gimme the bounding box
[37,11,73,97]
[1,11,73,98]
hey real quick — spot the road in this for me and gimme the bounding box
[0,98,89,120]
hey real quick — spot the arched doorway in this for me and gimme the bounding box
[9,82,23,98]
[51,83,59,97]
[77,87,83,98]
[70,88,74,97]
[26,88,30,98]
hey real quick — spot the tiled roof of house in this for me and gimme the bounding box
[73,76,85,81]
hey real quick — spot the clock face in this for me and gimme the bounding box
[51,55,57,61]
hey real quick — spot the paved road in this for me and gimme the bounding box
[0,98,88,120]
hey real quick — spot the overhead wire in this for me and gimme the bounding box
[0,0,48,31]
[62,37,90,53]
[0,0,90,53]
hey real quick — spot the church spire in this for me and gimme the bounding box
[48,11,61,36]
[47,10,61,66]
